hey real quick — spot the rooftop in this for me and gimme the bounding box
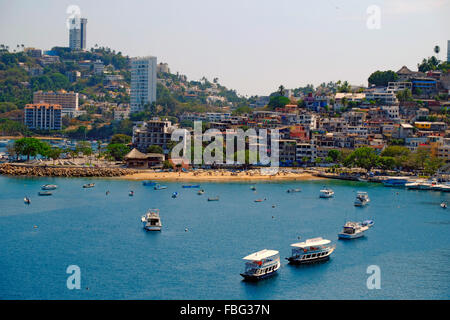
[242,249,279,261]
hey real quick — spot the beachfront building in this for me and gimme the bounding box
[124,148,164,168]
[296,142,317,163]
[24,103,62,130]
[33,90,79,117]
[132,119,178,153]
[130,56,157,113]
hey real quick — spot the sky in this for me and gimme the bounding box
[0,0,449,97]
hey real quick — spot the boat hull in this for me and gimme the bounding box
[240,269,279,281]
[338,232,365,239]
[287,248,334,265]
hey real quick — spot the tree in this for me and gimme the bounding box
[14,138,44,161]
[368,70,398,87]
[344,147,380,171]
[106,143,130,161]
[147,145,163,154]
[268,95,290,109]
[47,148,63,165]
[327,149,341,163]
[396,89,413,103]
[111,133,131,144]
[434,45,440,60]
[278,85,285,96]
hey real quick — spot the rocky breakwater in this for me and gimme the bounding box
[0,164,138,177]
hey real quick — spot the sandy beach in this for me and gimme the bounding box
[118,169,324,182]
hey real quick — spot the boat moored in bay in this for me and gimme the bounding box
[338,221,370,239]
[286,237,335,264]
[83,183,95,188]
[41,184,58,190]
[154,184,167,190]
[354,191,370,207]
[240,249,280,281]
[319,187,334,198]
[38,191,52,196]
[141,209,162,231]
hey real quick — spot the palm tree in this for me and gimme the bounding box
[278,85,285,96]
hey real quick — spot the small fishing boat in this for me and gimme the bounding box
[24,197,31,204]
[172,192,178,198]
[240,249,280,281]
[286,237,335,264]
[154,184,167,190]
[182,185,200,188]
[354,191,370,207]
[338,221,369,239]
[319,187,334,198]
[141,209,162,231]
[83,183,95,188]
[208,196,219,201]
[441,202,447,209]
[250,186,256,191]
[41,184,58,190]
[254,198,266,202]
[197,189,205,195]
[129,191,134,197]
[287,188,301,193]
[142,181,157,186]
[38,191,52,196]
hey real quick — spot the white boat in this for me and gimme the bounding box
[286,237,335,264]
[83,183,95,188]
[354,191,370,207]
[129,191,134,196]
[319,187,334,198]
[405,181,422,190]
[154,184,167,190]
[24,197,31,204]
[197,189,205,195]
[287,188,301,193]
[431,184,450,192]
[441,202,447,209]
[141,209,162,231]
[338,221,369,239]
[41,184,58,190]
[240,249,280,281]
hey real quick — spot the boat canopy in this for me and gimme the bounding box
[242,249,279,261]
[290,237,331,248]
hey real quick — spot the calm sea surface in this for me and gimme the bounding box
[0,175,449,299]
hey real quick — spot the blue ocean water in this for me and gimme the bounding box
[0,176,449,300]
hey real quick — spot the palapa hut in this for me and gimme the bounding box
[124,148,164,169]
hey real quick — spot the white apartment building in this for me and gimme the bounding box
[386,82,412,94]
[130,56,157,113]
[364,90,398,105]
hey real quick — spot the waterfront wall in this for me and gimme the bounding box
[0,164,138,177]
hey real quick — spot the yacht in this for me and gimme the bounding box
[41,184,58,190]
[286,237,335,264]
[240,249,280,281]
[319,187,334,198]
[141,209,162,231]
[354,191,370,207]
[338,221,370,239]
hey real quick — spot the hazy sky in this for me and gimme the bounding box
[0,0,449,96]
